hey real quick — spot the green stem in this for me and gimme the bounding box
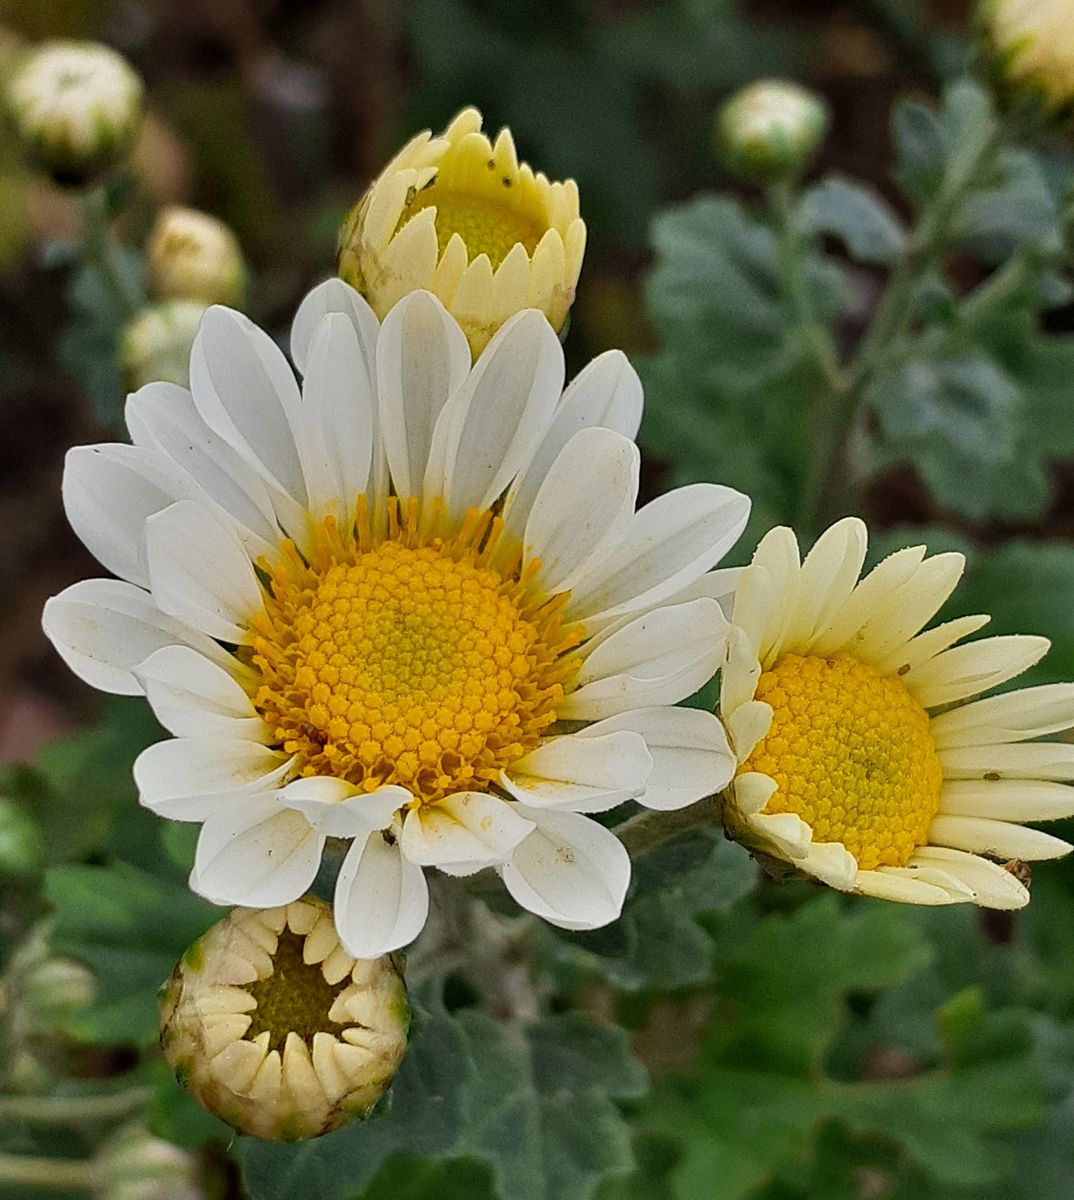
[615,797,719,858]
[796,114,1007,536]
[0,1152,95,1191]
[81,186,140,321]
[0,1086,152,1124]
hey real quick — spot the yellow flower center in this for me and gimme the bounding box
[740,653,943,870]
[251,500,579,806]
[245,930,348,1053]
[400,183,542,270]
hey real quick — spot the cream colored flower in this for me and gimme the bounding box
[120,301,208,391]
[716,79,829,181]
[43,281,747,957]
[720,517,1074,909]
[984,0,1074,110]
[337,108,585,355]
[146,207,246,308]
[6,41,143,184]
[160,898,409,1141]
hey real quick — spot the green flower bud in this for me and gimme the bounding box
[92,1122,201,1200]
[981,0,1074,115]
[0,798,44,879]
[716,79,829,182]
[120,301,207,391]
[161,898,410,1141]
[6,41,144,186]
[146,207,246,308]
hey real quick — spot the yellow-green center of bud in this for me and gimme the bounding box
[244,931,347,1052]
[401,184,542,269]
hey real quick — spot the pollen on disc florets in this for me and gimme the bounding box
[740,652,944,870]
[251,498,581,804]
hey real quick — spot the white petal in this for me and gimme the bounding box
[41,578,231,696]
[811,545,926,655]
[333,830,429,959]
[125,384,280,560]
[63,444,188,587]
[424,309,564,521]
[732,527,801,664]
[909,846,1030,909]
[930,683,1074,748]
[780,517,867,653]
[193,794,322,908]
[134,737,292,821]
[280,777,407,837]
[562,597,727,720]
[876,614,991,676]
[939,742,1074,781]
[523,428,639,593]
[720,623,763,717]
[904,635,1050,709]
[795,839,859,889]
[146,500,262,644]
[301,313,375,520]
[747,810,813,857]
[500,806,630,931]
[566,484,750,627]
[852,552,965,664]
[928,814,1070,861]
[939,779,1074,821]
[189,305,309,530]
[732,771,778,816]
[503,349,644,533]
[400,793,534,874]
[854,869,965,906]
[134,645,266,740]
[724,700,773,763]
[501,730,653,813]
[290,278,379,377]
[376,291,470,499]
[579,707,734,811]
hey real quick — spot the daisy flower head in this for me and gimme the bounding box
[721,517,1074,909]
[337,108,585,356]
[43,282,749,958]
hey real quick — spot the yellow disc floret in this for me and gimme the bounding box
[251,500,580,806]
[740,653,943,870]
[399,185,543,271]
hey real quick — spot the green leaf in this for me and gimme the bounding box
[45,862,219,1046]
[629,899,1042,1200]
[548,830,758,990]
[800,177,907,266]
[239,1007,647,1200]
[956,149,1062,258]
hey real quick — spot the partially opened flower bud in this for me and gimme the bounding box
[93,1122,201,1200]
[982,0,1074,114]
[120,300,207,390]
[337,106,585,355]
[160,898,409,1141]
[6,41,144,186]
[146,207,246,308]
[715,79,829,182]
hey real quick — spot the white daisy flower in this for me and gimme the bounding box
[44,282,749,957]
[720,517,1074,910]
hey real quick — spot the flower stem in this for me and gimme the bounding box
[0,1152,95,1191]
[794,114,1007,537]
[615,797,718,858]
[81,186,140,322]
[0,1086,152,1124]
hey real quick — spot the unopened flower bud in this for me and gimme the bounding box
[337,106,585,356]
[146,207,246,308]
[120,301,206,390]
[0,798,44,878]
[93,1122,201,1200]
[6,923,96,1033]
[982,0,1074,114]
[716,79,829,182]
[160,898,409,1141]
[6,41,144,186]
